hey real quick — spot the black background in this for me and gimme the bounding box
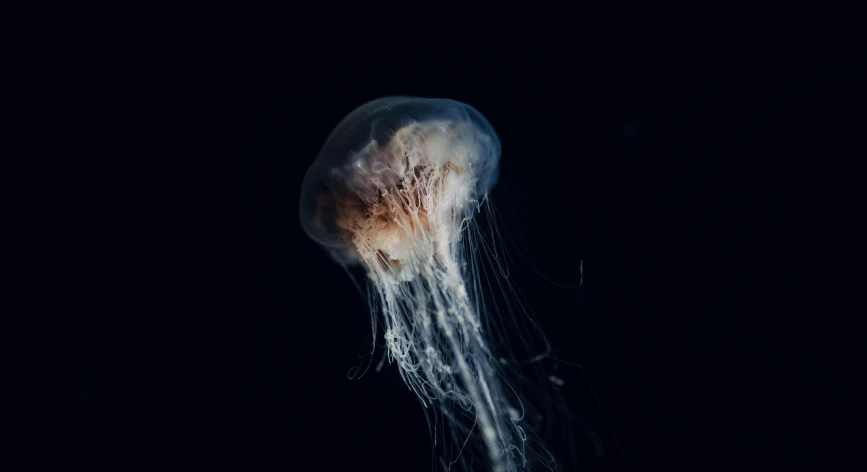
[10,7,856,472]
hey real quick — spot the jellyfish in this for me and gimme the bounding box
[300,97,557,471]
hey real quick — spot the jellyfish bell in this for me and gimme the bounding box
[300,97,500,274]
